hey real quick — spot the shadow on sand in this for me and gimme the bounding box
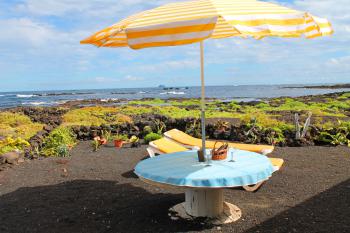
[0,180,213,233]
[0,179,349,233]
[244,178,350,233]
[121,170,139,179]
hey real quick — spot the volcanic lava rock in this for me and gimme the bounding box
[14,107,67,126]
[0,151,23,164]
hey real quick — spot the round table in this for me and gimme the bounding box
[134,148,274,224]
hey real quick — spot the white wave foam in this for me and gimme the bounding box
[22,100,68,106]
[22,101,46,106]
[138,91,146,94]
[101,98,118,102]
[17,94,37,98]
[53,100,68,105]
[160,91,185,95]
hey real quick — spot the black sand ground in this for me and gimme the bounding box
[0,143,349,233]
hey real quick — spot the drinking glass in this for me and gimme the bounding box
[228,149,235,162]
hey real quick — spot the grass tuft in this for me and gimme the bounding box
[62,107,133,126]
[0,112,44,140]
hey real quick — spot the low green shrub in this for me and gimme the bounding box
[255,102,270,109]
[101,130,112,142]
[0,112,44,139]
[317,131,349,146]
[91,139,100,152]
[227,101,241,111]
[62,107,133,126]
[112,134,129,141]
[339,121,350,132]
[41,127,77,157]
[157,106,200,118]
[325,100,350,111]
[144,133,162,144]
[169,99,201,106]
[118,106,154,115]
[129,135,139,143]
[129,99,165,105]
[56,144,70,157]
[0,136,30,155]
[185,119,202,138]
[255,97,347,117]
[266,127,286,145]
[317,120,350,147]
[241,110,293,130]
[153,119,166,134]
[122,105,235,119]
[143,126,153,135]
[129,135,140,147]
[338,92,350,99]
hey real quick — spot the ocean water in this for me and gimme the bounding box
[0,85,349,108]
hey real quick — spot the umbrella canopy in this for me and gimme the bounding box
[81,0,332,49]
[81,0,333,164]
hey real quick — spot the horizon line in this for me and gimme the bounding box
[1,82,350,93]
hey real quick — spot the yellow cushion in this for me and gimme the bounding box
[151,136,284,171]
[165,129,274,154]
[151,138,188,154]
[269,158,284,170]
[165,129,200,145]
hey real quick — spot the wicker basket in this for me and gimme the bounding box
[211,142,228,161]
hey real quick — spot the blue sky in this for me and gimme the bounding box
[0,0,349,91]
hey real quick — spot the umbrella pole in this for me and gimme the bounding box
[200,41,208,165]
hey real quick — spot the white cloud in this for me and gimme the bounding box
[0,0,349,91]
[123,75,144,81]
[0,16,98,72]
[293,0,349,18]
[0,17,91,52]
[0,18,54,47]
[136,58,198,73]
[14,0,174,19]
[326,56,350,70]
[94,77,110,83]
[16,0,128,17]
[90,75,144,83]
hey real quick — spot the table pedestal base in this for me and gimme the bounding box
[185,189,224,217]
[169,189,242,225]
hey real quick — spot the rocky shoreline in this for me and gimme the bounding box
[1,91,349,169]
[285,83,350,89]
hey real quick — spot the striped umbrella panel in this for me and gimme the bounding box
[81,0,333,49]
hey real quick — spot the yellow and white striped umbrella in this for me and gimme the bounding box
[81,0,333,49]
[81,0,333,161]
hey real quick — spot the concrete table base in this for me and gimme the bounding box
[169,188,242,225]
